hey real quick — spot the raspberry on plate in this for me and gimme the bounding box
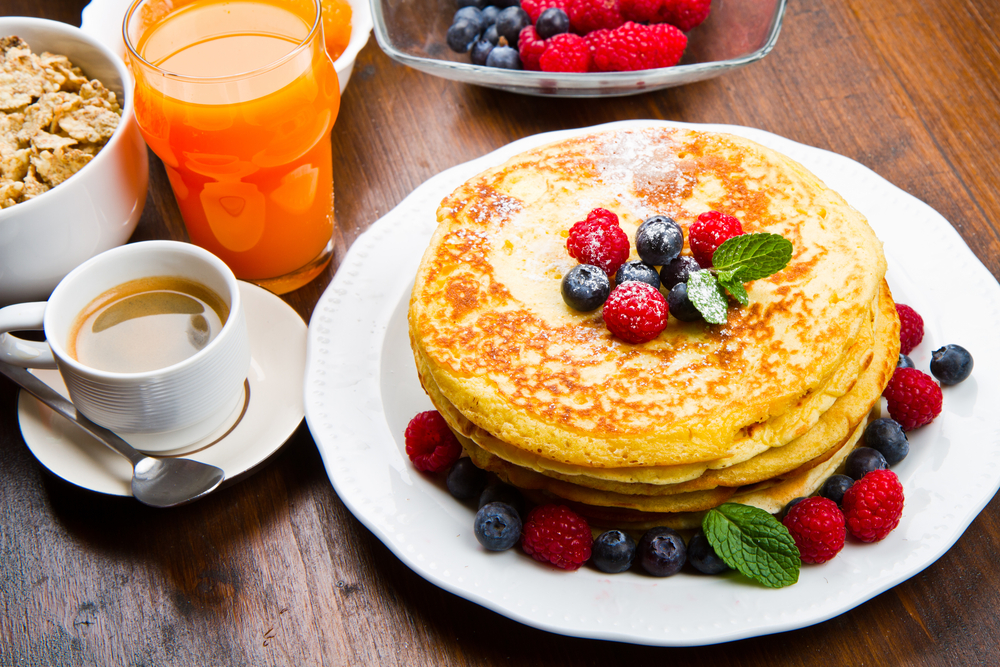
[896,303,924,355]
[883,367,942,431]
[842,469,904,542]
[689,210,743,268]
[587,22,687,72]
[518,26,547,71]
[602,280,669,343]
[782,496,846,564]
[404,410,462,472]
[521,504,592,570]
[566,0,624,35]
[566,208,630,276]
[620,0,710,31]
[539,33,593,72]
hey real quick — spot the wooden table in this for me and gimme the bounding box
[3,0,1000,663]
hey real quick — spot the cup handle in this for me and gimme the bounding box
[0,303,57,369]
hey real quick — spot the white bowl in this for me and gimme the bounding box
[80,0,373,95]
[0,17,149,306]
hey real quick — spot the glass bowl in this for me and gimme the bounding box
[370,0,786,97]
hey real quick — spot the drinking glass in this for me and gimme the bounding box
[124,0,340,294]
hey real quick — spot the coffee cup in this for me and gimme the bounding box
[0,241,251,452]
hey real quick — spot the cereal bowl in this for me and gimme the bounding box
[0,17,148,306]
[371,0,786,97]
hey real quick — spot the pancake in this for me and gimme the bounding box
[409,126,887,469]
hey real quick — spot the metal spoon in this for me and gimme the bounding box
[0,361,225,507]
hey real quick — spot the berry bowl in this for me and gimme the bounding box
[370,0,786,97]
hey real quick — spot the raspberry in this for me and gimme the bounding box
[566,208,630,276]
[842,469,904,542]
[520,504,592,570]
[565,0,624,35]
[540,33,593,72]
[522,0,568,23]
[781,496,846,564]
[882,367,942,431]
[688,210,743,267]
[587,22,687,72]
[404,410,462,472]
[518,25,548,71]
[602,281,669,343]
[656,0,712,31]
[896,303,924,355]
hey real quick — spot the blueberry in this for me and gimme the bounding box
[446,458,488,500]
[535,7,570,38]
[474,502,522,551]
[453,6,484,30]
[863,417,909,465]
[667,282,701,322]
[446,18,481,53]
[930,344,974,385]
[561,264,610,311]
[479,483,525,519]
[614,260,660,289]
[470,38,495,65]
[659,255,701,290]
[845,446,889,481]
[495,6,530,46]
[591,530,636,573]
[483,23,500,45]
[480,5,500,25]
[897,353,915,369]
[687,531,730,575]
[819,474,854,506]
[485,45,522,69]
[637,527,686,577]
[635,215,683,266]
[456,0,487,9]
[782,496,806,518]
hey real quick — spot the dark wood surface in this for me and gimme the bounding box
[3,0,1000,664]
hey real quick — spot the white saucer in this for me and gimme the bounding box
[17,281,307,497]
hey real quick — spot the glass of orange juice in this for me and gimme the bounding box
[124,0,340,294]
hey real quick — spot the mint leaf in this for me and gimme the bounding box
[702,503,800,588]
[712,233,793,282]
[686,270,728,324]
[717,272,749,306]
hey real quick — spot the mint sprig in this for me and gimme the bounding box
[689,233,793,322]
[702,503,800,588]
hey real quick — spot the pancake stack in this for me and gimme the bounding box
[408,126,899,529]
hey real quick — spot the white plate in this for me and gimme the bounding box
[304,120,1000,646]
[19,281,307,497]
[80,0,373,95]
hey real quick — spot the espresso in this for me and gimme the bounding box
[68,276,229,373]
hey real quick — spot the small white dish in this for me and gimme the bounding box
[305,120,1000,645]
[17,281,306,497]
[80,0,373,95]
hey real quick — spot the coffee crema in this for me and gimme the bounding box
[68,276,229,373]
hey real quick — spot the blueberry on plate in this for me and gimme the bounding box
[470,38,495,66]
[667,282,701,322]
[659,255,701,290]
[897,353,915,369]
[687,531,730,575]
[446,458,488,500]
[930,344,974,385]
[637,527,686,577]
[635,215,683,266]
[453,6,484,30]
[480,5,500,26]
[474,502,522,551]
[447,18,481,53]
[494,6,530,46]
[819,473,854,506]
[479,483,525,519]
[535,7,570,39]
[614,260,660,289]
[485,44,522,69]
[845,446,889,481]
[863,417,909,465]
[561,264,610,311]
[591,530,636,573]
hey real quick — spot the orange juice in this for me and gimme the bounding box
[126,0,340,290]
